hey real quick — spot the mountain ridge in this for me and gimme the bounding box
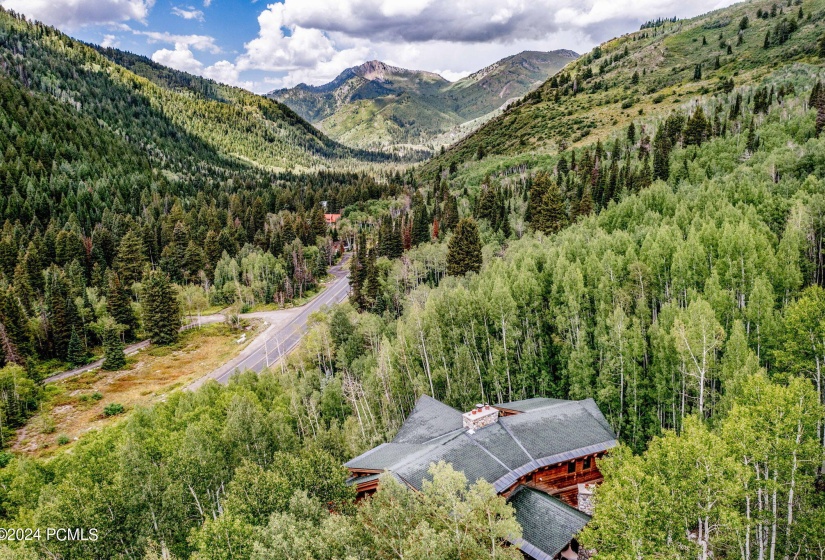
[268,50,578,151]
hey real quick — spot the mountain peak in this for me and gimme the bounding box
[351,60,444,82]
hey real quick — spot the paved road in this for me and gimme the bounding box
[44,255,351,386]
[186,256,351,390]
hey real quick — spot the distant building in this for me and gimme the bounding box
[324,213,341,226]
[345,396,617,560]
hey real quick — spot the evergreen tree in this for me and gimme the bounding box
[66,327,87,367]
[107,273,137,342]
[363,248,379,310]
[141,270,180,346]
[627,122,636,145]
[101,322,126,371]
[684,107,708,146]
[577,186,595,218]
[543,181,567,234]
[527,172,551,232]
[820,33,825,58]
[378,219,403,259]
[817,103,825,138]
[693,64,702,80]
[115,230,147,287]
[446,218,482,277]
[411,205,430,246]
[653,130,672,181]
[442,194,460,232]
[349,234,368,310]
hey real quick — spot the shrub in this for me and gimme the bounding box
[104,403,125,417]
[57,434,70,445]
[91,392,103,401]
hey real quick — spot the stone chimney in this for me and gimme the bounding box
[576,483,596,515]
[463,403,499,431]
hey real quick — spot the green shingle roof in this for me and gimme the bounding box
[509,486,591,560]
[495,397,568,412]
[391,395,464,444]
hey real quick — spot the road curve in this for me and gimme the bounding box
[186,256,351,390]
[43,255,351,386]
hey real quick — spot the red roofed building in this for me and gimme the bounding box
[324,213,341,226]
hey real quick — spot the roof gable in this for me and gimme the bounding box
[391,395,464,444]
[509,486,590,560]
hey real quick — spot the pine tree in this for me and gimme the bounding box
[746,121,758,152]
[693,64,702,80]
[349,234,368,310]
[544,182,567,234]
[363,248,379,310]
[442,195,460,231]
[378,219,402,259]
[447,218,482,277]
[411,205,430,246]
[142,270,180,346]
[819,33,825,58]
[627,122,636,145]
[817,103,825,138]
[527,172,550,232]
[101,323,126,371]
[577,186,594,218]
[66,327,87,367]
[107,273,137,341]
[653,131,672,181]
[115,230,147,287]
[684,107,708,146]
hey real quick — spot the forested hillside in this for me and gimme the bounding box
[0,6,405,436]
[425,0,825,176]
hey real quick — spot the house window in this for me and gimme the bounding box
[583,457,592,469]
[567,461,576,474]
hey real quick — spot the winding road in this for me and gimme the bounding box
[44,255,351,387]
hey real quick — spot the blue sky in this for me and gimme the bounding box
[2,0,739,94]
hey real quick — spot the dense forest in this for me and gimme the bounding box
[2,0,825,559]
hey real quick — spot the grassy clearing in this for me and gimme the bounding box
[12,321,264,457]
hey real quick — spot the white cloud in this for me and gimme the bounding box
[151,43,203,73]
[266,0,740,43]
[0,0,155,28]
[171,6,204,22]
[203,60,255,89]
[130,29,221,53]
[100,34,120,48]
[223,0,739,93]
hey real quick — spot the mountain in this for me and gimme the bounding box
[0,8,387,174]
[425,0,825,177]
[268,50,578,151]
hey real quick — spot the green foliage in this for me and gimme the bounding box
[446,218,482,276]
[101,323,126,371]
[581,376,825,558]
[142,270,181,346]
[103,403,124,417]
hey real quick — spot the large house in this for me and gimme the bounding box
[345,396,618,560]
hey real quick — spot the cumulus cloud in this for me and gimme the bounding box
[224,0,738,92]
[0,0,155,28]
[131,29,221,52]
[151,44,203,73]
[256,0,737,44]
[100,34,120,48]
[171,6,205,22]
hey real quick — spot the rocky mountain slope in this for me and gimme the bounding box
[268,50,577,152]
